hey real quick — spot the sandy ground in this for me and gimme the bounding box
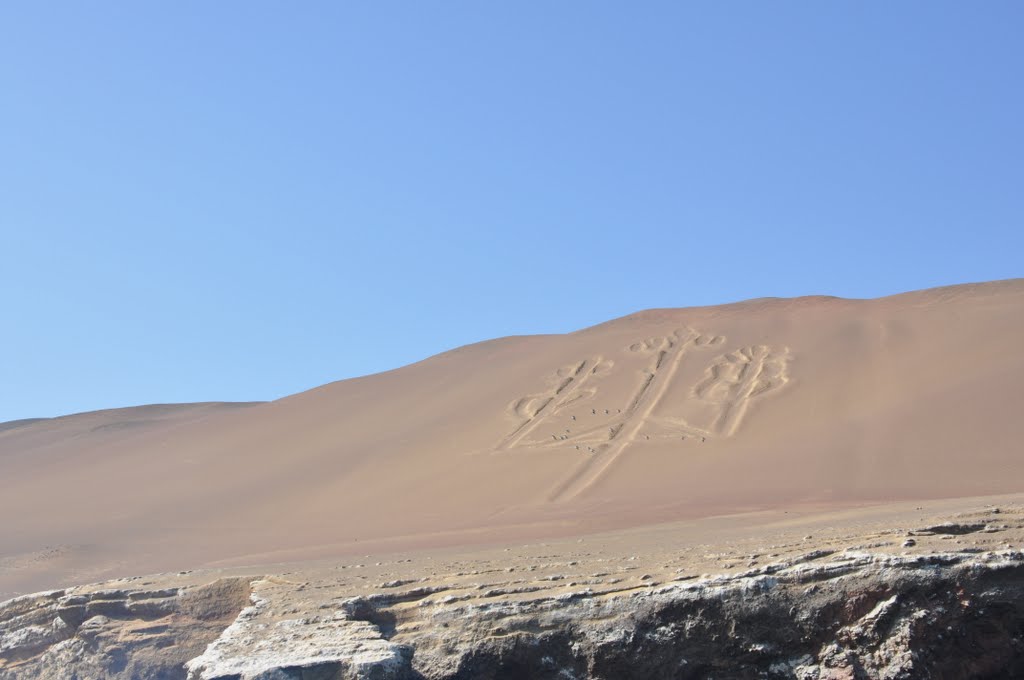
[1,279,1022,597]
[53,492,1024,612]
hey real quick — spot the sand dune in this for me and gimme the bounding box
[2,279,1023,597]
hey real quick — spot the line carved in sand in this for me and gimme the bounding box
[500,328,792,502]
[498,357,614,450]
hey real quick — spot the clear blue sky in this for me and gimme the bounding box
[2,3,1021,422]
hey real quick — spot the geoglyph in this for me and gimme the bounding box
[501,328,791,499]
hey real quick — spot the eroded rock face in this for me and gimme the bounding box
[0,577,251,680]
[4,510,1024,680]
[307,552,1024,680]
[183,581,414,680]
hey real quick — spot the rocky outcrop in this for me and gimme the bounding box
[6,548,1020,679]
[178,550,1024,680]
[182,580,414,680]
[0,577,251,680]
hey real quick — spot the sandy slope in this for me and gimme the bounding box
[2,279,1022,597]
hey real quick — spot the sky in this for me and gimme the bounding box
[1,2,1022,422]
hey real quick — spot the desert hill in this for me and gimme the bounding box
[2,279,1022,597]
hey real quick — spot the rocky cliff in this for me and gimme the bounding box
[3,505,1023,680]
